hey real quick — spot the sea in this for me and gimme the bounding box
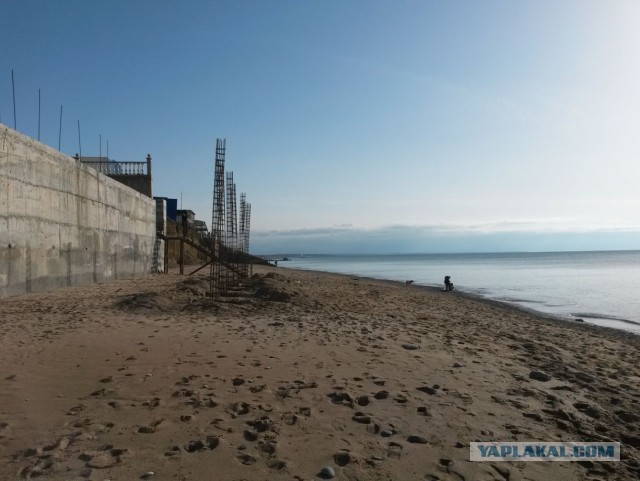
[279,251,640,335]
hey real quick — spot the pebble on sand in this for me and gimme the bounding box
[320,466,336,478]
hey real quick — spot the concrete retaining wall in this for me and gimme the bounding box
[0,124,156,297]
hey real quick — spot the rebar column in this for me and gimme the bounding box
[245,202,252,276]
[210,139,226,298]
[225,171,238,288]
[231,181,239,279]
[239,193,247,277]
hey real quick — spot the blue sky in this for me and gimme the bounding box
[1,0,639,254]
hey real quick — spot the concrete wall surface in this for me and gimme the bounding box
[108,174,152,198]
[0,124,156,297]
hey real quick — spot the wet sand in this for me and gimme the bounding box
[0,265,639,480]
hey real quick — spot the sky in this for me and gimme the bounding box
[1,0,639,254]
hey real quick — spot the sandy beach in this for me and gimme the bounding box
[0,265,638,480]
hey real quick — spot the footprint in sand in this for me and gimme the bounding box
[297,407,311,417]
[366,422,381,434]
[90,388,106,397]
[333,451,352,466]
[417,406,431,417]
[185,440,205,452]
[164,445,182,457]
[227,402,251,417]
[185,436,219,452]
[19,458,54,477]
[77,446,127,470]
[267,459,287,470]
[247,416,274,432]
[282,413,298,425]
[142,397,161,408]
[393,394,408,404]
[237,453,257,465]
[137,419,163,433]
[417,386,438,395]
[172,388,197,397]
[258,441,276,456]
[352,412,372,424]
[374,390,389,400]
[328,391,354,407]
[386,441,403,459]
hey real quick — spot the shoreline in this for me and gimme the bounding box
[1,265,639,480]
[279,250,640,335]
[281,264,640,340]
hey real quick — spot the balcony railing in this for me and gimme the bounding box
[80,160,149,176]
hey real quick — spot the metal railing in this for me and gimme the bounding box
[81,160,148,176]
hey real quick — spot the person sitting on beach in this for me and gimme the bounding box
[444,276,452,291]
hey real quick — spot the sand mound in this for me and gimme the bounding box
[176,277,210,297]
[113,291,173,311]
[249,274,293,303]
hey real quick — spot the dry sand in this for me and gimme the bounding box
[0,265,639,481]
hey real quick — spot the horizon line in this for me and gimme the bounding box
[255,248,640,257]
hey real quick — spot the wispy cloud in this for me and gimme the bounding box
[255,219,640,238]
[251,220,640,255]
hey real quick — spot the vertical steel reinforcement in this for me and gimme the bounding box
[225,171,238,288]
[239,193,247,278]
[210,139,226,298]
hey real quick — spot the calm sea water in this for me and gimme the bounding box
[281,251,640,335]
